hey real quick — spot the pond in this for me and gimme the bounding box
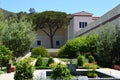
[46,70,112,78]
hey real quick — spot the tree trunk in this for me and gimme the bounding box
[50,36,54,48]
[42,26,59,48]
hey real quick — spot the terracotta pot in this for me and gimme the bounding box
[114,65,120,70]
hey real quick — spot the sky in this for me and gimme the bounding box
[0,0,120,16]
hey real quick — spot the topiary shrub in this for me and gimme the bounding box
[23,57,35,63]
[77,55,85,67]
[51,63,72,80]
[87,71,98,78]
[31,46,48,57]
[14,61,34,80]
[82,63,99,69]
[88,55,95,63]
[49,63,58,68]
[35,56,43,67]
[47,57,54,66]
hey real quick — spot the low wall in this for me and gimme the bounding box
[47,49,59,57]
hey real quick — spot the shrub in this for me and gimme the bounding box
[58,35,98,59]
[47,57,54,66]
[82,63,99,69]
[77,55,85,66]
[0,45,13,69]
[88,55,95,63]
[23,57,35,63]
[113,60,120,65]
[14,61,34,80]
[31,46,48,57]
[51,63,72,80]
[58,46,68,58]
[35,56,43,67]
[87,71,98,78]
[49,63,58,68]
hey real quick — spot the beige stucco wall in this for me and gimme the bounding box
[68,19,74,40]
[68,12,97,40]
[31,27,67,48]
[73,16,94,33]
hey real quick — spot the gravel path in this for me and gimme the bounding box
[53,58,66,64]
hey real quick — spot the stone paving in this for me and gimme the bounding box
[96,68,120,79]
[0,72,14,80]
[0,70,45,80]
[0,68,120,80]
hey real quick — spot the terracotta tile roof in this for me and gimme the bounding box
[73,11,93,16]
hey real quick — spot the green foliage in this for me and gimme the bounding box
[14,61,34,80]
[0,11,7,43]
[0,10,3,18]
[51,63,72,80]
[33,11,68,48]
[113,60,120,65]
[77,55,85,66]
[87,71,98,78]
[82,63,99,69]
[88,55,95,63]
[47,57,54,66]
[0,45,13,68]
[64,39,80,58]
[87,34,98,53]
[0,10,4,21]
[97,23,117,67]
[2,18,35,58]
[112,27,120,64]
[35,56,43,66]
[58,34,98,58]
[49,63,58,68]
[0,67,7,74]
[31,46,48,57]
[58,46,68,58]
[35,57,54,69]
[0,8,14,18]
[23,57,35,63]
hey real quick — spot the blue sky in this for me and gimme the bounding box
[0,0,120,16]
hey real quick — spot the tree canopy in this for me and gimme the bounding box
[58,34,98,58]
[33,11,68,48]
[1,12,36,58]
[96,23,117,67]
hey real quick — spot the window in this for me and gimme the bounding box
[79,22,87,28]
[85,22,87,27]
[82,22,84,28]
[79,22,82,28]
[56,41,60,46]
[37,40,41,46]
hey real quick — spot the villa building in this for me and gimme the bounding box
[32,4,120,48]
[68,11,99,40]
[31,11,98,48]
[76,4,120,36]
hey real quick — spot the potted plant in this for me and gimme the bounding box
[113,60,120,70]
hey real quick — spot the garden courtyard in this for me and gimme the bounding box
[1,5,120,80]
[0,59,120,80]
[1,25,120,79]
[0,50,120,80]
